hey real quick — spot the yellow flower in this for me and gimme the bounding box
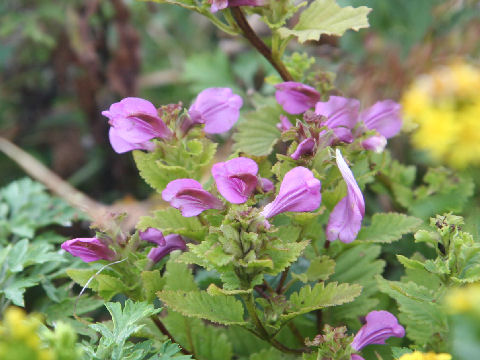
[402,62,480,169]
[0,307,54,360]
[446,284,480,314]
[397,351,452,360]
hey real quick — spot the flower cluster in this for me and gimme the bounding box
[402,62,480,168]
[275,81,402,157]
[101,87,243,154]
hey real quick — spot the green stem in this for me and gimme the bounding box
[242,293,269,340]
[203,12,239,35]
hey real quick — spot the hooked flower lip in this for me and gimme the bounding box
[188,87,243,134]
[350,310,405,352]
[61,237,116,263]
[162,179,224,217]
[102,97,172,153]
[141,231,187,263]
[326,149,365,243]
[261,166,321,219]
[275,82,321,115]
[212,157,259,204]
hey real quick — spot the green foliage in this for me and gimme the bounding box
[357,213,423,243]
[157,290,247,325]
[66,268,128,301]
[137,208,206,241]
[233,101,282,156]
[280,282,362,322]
[292,255,335,283]
[277,0,371,43]
[85,300,161,360]
[163,310,234,360]
[377,277,448,349]
[154,341,193,360]
[133,138,217,194]
[0,178,81,241]
[326,243,385,322]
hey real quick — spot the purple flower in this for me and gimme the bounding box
[362,134,387,153]
[326,150,365,243]
[351,355,365,360]
[142,232,187,263]
[188,88,243,134]
[162,179,224,217]
[259,177,274,193]
[102,97,172,153]
[291,138,316,160]
[315,96,360,143]
[275,82,321,115]
[351,311,405,351]
[210,0,267,13]
[360,100,402,139]
[277,115,293,132]
[139,228,166,246]
[261,167,321,219]
[61,237,116,263]
[212,157,259,204]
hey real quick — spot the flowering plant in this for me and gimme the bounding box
[2,1,479,360]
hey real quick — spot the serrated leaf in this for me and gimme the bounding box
[133,150,190,194]
[326,244,385,321]
[163,311,233,360]
[157,290,247,325]
[163,258,197,292]
[155,340,192,360]
[264,240,309,276]
[141,270,165,302]
[357,213,422,243]
[281,282,362,322]
[377,277,448,346]
[293,255,335,282]
[233,102,282,156]
[137,208,205,241]
[277,0,371,43]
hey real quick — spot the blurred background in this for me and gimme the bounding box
[0,0,479,203]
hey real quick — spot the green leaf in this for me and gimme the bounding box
[377,277,448,346]
[141,270,165,302]
[162,311,233,360]
[157,290,247,325]
[66,269,127,300]
[277,0,371,43]
[155,340,192,360]
[281,282,362,322]
[292,255,335,282]
[137,208,206,241]
[264,240,309,276]
[163,258,197,292]
[3,277,39,306]
[0,178,81,239]
[133,150,190,194]
[326,244,385,321]
[357,213,423,243]
[233,102,282,156]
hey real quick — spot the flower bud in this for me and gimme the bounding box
[61,237,116,263]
